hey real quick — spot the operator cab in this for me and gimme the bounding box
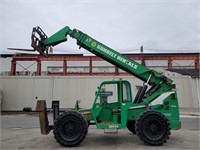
[92,80,132,128]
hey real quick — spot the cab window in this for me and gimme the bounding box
[122,82,131,102]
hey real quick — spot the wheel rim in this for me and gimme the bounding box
[60,119,81,140]
[143,118,164,139]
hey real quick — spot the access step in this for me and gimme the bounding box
[104,128,118,134]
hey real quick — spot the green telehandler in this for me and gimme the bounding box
[33,26,181,147]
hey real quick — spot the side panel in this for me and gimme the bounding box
[127,91,181,130]
[150,90,181,129]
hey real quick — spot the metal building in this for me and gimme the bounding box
[1,53,199,76]
[0,53,199,111]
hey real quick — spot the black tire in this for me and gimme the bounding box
[53,111,88,147]
[127,120,136,134]
[135,111,171,146]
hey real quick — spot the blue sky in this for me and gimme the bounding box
[0,0,199,54]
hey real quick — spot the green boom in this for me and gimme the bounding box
[44,26,173,89]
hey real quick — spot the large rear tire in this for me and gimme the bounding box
[53,111,88,147]
[135,111,171,146]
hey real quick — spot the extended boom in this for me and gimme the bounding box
[32,26,173,99]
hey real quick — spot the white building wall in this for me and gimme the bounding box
[0,76,199,111]
[145,60,167,67]
[0,57,12,72]
[172,60,194,68]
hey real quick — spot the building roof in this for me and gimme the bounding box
[0,52,199,58]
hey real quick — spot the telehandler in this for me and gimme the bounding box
[32,26,181,147]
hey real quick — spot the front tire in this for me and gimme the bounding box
[53,111,88,147]
[135,111,171,146]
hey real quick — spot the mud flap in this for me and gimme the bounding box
[36,100,53,134]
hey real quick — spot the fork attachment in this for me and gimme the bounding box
[36,100,53,134]
[31,27,52,57]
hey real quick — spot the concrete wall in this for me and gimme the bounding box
[0,76,199,111]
